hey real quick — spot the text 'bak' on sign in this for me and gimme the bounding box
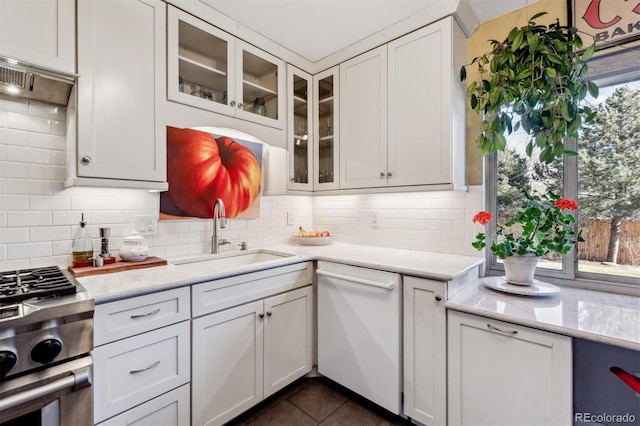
[572,0,640,50]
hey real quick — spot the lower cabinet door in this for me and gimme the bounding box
[93,321,191,423]
[192,300,264,426]
[447,310,572,426]
[403,277,446,426]
[98,384,190,426]
[263,286,313,397]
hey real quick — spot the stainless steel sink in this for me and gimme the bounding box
[173,249,296,274]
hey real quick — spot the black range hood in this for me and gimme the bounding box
[0,57,75,106]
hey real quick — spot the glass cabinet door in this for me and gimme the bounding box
[314,66,339,190]
[287,66,313,190]
[167,6,234,115]
[236,40,285,129]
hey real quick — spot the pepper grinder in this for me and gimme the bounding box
[99,227,111,258]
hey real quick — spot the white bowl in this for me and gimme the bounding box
[292,235,333,246]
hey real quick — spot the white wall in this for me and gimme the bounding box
[0,94,481,270]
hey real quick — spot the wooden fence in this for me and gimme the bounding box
[578,219,640,266]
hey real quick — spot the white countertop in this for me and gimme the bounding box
[77,241,639,351]
[447,280,640,352]
[78,242,483,303]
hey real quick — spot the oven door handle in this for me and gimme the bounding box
[0,367,91,412]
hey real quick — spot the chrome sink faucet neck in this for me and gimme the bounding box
[212,198,229,254]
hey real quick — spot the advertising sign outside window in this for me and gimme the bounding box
[570,0,640,50]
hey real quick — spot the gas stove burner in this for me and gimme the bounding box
[0,266,77,304]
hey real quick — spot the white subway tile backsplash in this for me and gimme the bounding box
[29,226,71,242]
[7,211,51,227]
[0,128,29,146]
[8,242,51,259]
[1,100,483,266]
[0,227,29,243]
[7,112,51,134]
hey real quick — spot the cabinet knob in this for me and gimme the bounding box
[81,156,91,165]
[387,172,393,177]
[258,313,265,319]
[237,102,243,109]
[380,172,385,177]
[290,177,295,182]
[435,295,442,302]
[230,100,236,107]
[266,311,272,317]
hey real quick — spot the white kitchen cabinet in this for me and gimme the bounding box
[387,17,466,188]
[447,310,572,426]
[0,0,75,73]
[93,287,191,424]
[192,285,313,426]
[70,0,167,190]
[167,6,285,129]
[339,46,388,189]
[339,18,466,190]
[287,65,313,190]
[403,276,446,426]
[93,321,191,424]
[98,384,190,426]
[313,66,340,190]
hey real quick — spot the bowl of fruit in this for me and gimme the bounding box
[292,227,333,245]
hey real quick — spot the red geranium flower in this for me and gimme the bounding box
[554,199,578,211]
[472,211,492,225]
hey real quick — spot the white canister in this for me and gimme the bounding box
[119,232,149,262]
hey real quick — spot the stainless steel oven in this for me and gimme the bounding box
[0,266,94,426]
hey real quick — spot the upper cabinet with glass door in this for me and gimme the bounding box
[287,66,313,191]
[314,67,339,190]
[167,6,285,129]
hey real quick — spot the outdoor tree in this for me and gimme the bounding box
[497,148,531,220]
[578,86,640,264]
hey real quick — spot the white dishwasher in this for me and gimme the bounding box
[317,261,402,414]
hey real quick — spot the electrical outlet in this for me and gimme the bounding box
[134,215,158,235]
[287,211,295,226]
[371,211,380,227]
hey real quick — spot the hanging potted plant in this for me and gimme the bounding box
[460,12,599,163]
[471,192,584,284]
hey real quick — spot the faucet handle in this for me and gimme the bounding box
[218,238,231,246]
[238,241,247,251]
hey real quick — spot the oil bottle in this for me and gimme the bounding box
[72,213,93,265]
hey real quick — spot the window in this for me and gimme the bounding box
[486,54,640,289]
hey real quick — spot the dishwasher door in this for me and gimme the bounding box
[317,261,402,414]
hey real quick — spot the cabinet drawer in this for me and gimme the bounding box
[192,262,312,317]
[95,287,190,346]
[93,321,191,423]
[98,384,190,426]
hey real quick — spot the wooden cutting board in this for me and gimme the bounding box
[68,256,168,277]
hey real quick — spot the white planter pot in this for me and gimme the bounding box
[503,254,538,285]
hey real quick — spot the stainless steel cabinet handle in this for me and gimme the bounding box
[487,323,518,335]
[266,311,272,317]
[258,313,265,319]
[435,295,442,301]
[316,268,395,290]
[230,100,236,107]
[130,308,160,319]
[81,156,91,164]
[387,172,393,177]
[130,360,160,374]
[380,172,385,177]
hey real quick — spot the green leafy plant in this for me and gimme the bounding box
[460,12,599,163]
[472,192,584,259]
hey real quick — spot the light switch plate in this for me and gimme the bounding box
[287,211,295,226]
[134,215,158,235]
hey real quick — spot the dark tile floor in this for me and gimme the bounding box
[227,377,410,426]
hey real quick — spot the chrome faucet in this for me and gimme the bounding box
[211,198,229,254]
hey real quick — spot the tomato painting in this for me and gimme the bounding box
[160,127,262,219]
